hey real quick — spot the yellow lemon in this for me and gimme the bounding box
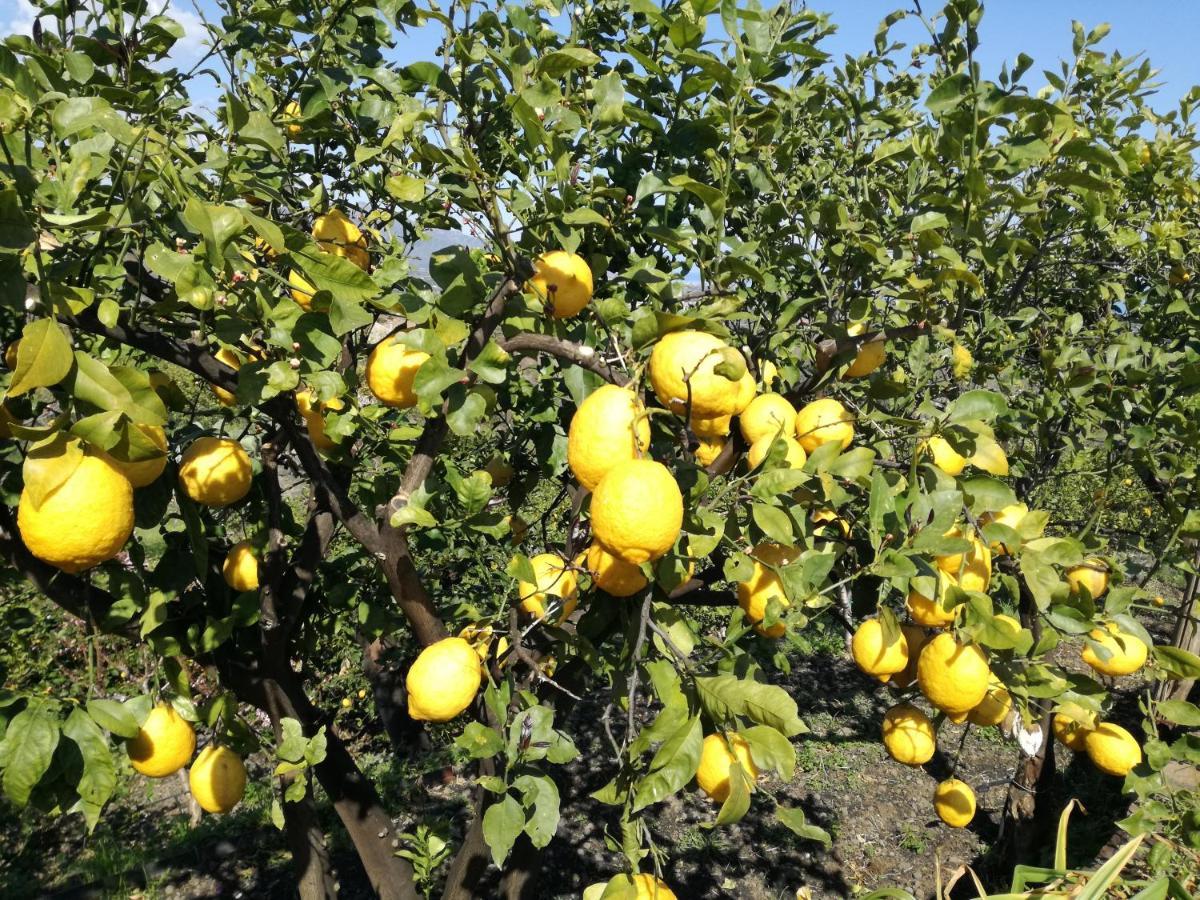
[458,624,494,662]
[517,553,579,620]
[1085,722,1142,777]
[811,508,850,538]
[969,437,1009,476]
[3,340,18,370]
[951,342,974,379]
[1066,559,1109,599]
[926,436,966,476]
[212,347,244,406]
[794,398,854,454]
[590,459,683,565]
[936,529,991,592]
[966,675,1012,727]
[844,324,885,378]
[222,540,260,592]
[917,633,991,718]
[296,389,345,453]
[188,745,247,814]
[648,330,742,418]
[284,100,303,136]
[313,208,369,271]
[127,704,196,778]
[1081,623,1148,677]
[365,339,430,409]
[95,424,167,488]
[631,875,677,899]
[483,456,514,486]
[178,437,253,507]
[288,269,318,309]
[739,393,797,444]
[979,502,1028,555]
[882,703,936,766]
[733,369,757,414]
[747,433,807,470]
[892,625,930,689]
[694,436,726,468]
[406,637,482,722]
[586,541,648,597]
[567,385,651,491]
[1053,713,1092,752]
[907,573,959,627]
[18,453,134,573]
[690,413,731,438]
[933,779,976,828]
[736,543,800,638]
[695,732,758,803]
[527,250,593,318]
[851,618,909,681]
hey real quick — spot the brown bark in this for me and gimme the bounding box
[1155,544,1200,704]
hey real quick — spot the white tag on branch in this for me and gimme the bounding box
[1014,720,1045,757]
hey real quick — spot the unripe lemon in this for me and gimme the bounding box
[695,732,758,803]
[483,456,514,487]
[851,618,909,681]
[288,269,317,309]
[794,398,854,454]
[1085,722,1142,777]
[212,347,243,406]
[1053,714,1092,752]
[747,433,807,470]
[222,540,260,592]
[925,436,966,476]
[590,459,683,565]
[694,436,726,468]
[907,573,958,627]
[567,385,651,491]
[1066,559,1109,599]
[1081,623,1148,677]
[739,393,797,444]
[527,250,593,318]
[97,424,168,488]
[127,704,196,778]
[690,413,731,438]
[406,637,482,722]
[917,633,991,718]
[178,437,252,507]
[188,745,247,814]
[882,703,936,766]
[844,325,885,378]
[648,330,741,418]
[733,369,757,414]
[933,779,976,828]
[966,675,1012,727]
[631,875,677,899]
[892,625,930,689]
[295,389,345,452]
[736,543,800,638]
[366,339,430,408]
[18,454,134,573]
[978,502,1028,555]
[517,553,579,620]
[586,541,648,597]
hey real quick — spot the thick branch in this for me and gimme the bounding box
[497,332,626,385]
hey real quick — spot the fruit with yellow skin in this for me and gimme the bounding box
[288,269,318,309]
[907,573,958,627]
[690,413,731,438]
[188,745,247,814]
[966,675,1012,727]
[222,540,260,592]
[2,340,17,369]
[96,424,168,488]
[934,779,976,828]
[127,704,196,777]
[586,541,648,597]
[178,437,253,507]
[695,733,759,803]
[1082,623,1148,677]
[926,436,966,476]
[951,342,974,379]
[212,347,244,406]
[1085,722,1142,776]
[739,393,797,444]
[1066,559,1109,599]
[844,323,885,378]
[648,330,742,418]
[979,502,1028,555]
[747,433,807,470]
[852,618,909,681]
[917,633,991,720]
[794,398,854,454]
[892,625,930,689]
[1053,714,1092,752]
[406,637,482,722]
[458,624,494,662]
[483,456,514,486]
[295,389,345,453]
[733,369,757,414]
[694,437,726,467]
[18,453,134,573]
[505,514,528,545]
[882,703,936,765]
[284,100,303,136]
[366,339,430,408]
[313,208,369,270]
[812,508,850,538]
[630,874,677,899]
[517,553,580,620]
[736,543,800,638]
[936,529,991,593]
[969,437,1009,476]
[567,385,651,490]
[590,459,683,565]
[527,250,593,318]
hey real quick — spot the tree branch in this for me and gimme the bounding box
[789,322,931,401]
[497,331,626,385]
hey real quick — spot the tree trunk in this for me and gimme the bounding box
[1155,544,1200,704]
[281,772,339,900]
[361,634,431,755]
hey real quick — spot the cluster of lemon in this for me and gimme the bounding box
[853,531,1147,829]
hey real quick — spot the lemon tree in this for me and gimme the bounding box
[1,1,1199,898]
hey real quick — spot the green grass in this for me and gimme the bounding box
[898,823,927,854]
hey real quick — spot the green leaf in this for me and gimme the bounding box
[328,294,374,337]
[21,432,84,507]
[513,774,560,849]
[291,244,380,304]
[751,503,793,544]
[1156,701,1200,728]
[63,707,116,831]
[713,759,752,826]
[454,722,504,759]
[926,72,972,114]
[1155,645,1200,680]
[385,174,426,203]
[593,71,626,125]
[632,715,702,812]
[241,110,284,155]
[86,699,139,738]
[741,725,796,780]
[962,477,1017,515]
[481,793,524,869]
[910,211,949,233]
[66,353,167,425]
[775,805,832,846]
[182,198,246,271]
[7,318,73,397]
[948,390,1008,423]
[537,47,601,78]
[695,675,807,736]
[0,188,34,248]
[0,699,60,808]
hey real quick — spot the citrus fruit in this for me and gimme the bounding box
[844,324,885,378]
[926,436,966,476]
[794,398,854,454]
[567,385,651,490]
[951,342,974,378]
[648,330,742,418]
[284,100,302,136]
[527,250,593,318]
[907,573,958,627]
[127,703,196,777]
[1053,713,1092,752]
[458,624,495,662]
[933,778,976,828]
[1085,722,1142,776]
[18,453,134,573]
[936,529,991,592]
[851,617,909,681]
[96,424,167,488]
[739,393,797,444]
[505,514,528,545]
[188,745,247,814]
[695,732,758,803]
[3,340,17,369]
[733,369,757,414]
[736,543,800,638]
[483,456,514,486]
[747,433,807,470]
[517,553,580,620]
[882,703,936,765]
[917,633,991,720]
[979,502,1028,555]
[811,508,850,538]
[212,347,243,406]
[222,540,260,592]
[966,675,1012,727]
[690,413,731,438]
[590,459,683,565]
[631,874,677,899]
[313,208,369,270]
[694,437,726,468]
[587,541,648,597]
[892,625,930,689]
[178,437,253,507]
[1066,559,1109,599]
[296,389,345,452]
[288,269,317,309]
[406,637,482,722]
[366,339,430,408]
[1081,623,1148,676]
